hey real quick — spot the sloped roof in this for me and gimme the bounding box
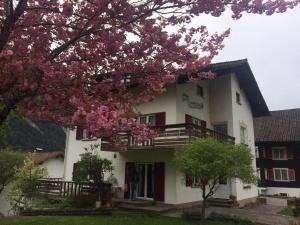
[4,117,66,152]
[210,59,270,117]
[32,151,64,165]
[177,59,270,117]
[254,108,300,142]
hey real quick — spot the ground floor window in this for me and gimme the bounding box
[274,168,288,181]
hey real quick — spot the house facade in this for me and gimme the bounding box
[63,59,269,207]
[255,108,300,197]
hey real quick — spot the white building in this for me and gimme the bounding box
[63,59,270,207]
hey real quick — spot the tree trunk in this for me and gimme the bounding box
[201,183,206,220]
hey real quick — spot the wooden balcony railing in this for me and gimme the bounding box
[102,123,235,151]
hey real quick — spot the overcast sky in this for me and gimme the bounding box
[194,8,300,111]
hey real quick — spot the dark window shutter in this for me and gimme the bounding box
[287,146,294,160]
[266,147,273,159]
[76,126,84,140]
[185,114,192,124]
[154,162,165,201]
[155,112,166,126]
[200,120,207,128]
[185,175,193,187]
[267,169,274,181]
[124,162,135,199]
[72,163,79,181]
[289,169,296,181]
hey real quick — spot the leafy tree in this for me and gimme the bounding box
[8,154,47,212]
[0,1,298,141]
[73,144,113,205]
[0,148,24,194]
[174,138,257,219]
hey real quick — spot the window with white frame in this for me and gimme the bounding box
[240,126,247,144]
[274,168,289,181]
[262,147,266,158]
[264,168,268,180]
[255,146,259,158]
[272,147,287,160]
[256,168,261,180]
[138,114,156,126]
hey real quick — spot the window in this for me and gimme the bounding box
[240,126,247,144]
[213,124,228,135]
[262,147,266,158]
[274,168,289,181]
[192,117,201,126]
[256,168,261,180]
[138,114,156,126]
[236,92,241,105]
[272,147,287,160]
[197,85,204,97]
[255,146,259,158]
[264,168,268,180]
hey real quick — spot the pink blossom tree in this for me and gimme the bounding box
[0,0,299,140]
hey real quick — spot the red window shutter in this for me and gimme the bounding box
[155,112,166,126]
[267,169,274,181]
[124,162,135,199]
[185,175,193,187]
[200,120,207,128]
[76,126,83,140]
[266,147,273,159]
[185,114,192,124]
[154,162,165,201]
[287,146,294,160]
[289,169,296,181]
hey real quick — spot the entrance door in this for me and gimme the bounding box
[213,178,231,199]
[137,163,154,199]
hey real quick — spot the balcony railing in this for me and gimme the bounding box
[102,123,235,151]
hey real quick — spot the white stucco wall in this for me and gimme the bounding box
[209,75,234,136]
[176,81,211,127]
[63,73,259,203]
[136,84,177,125]
[264,187,300,198]
[230,73,258,201]
[114,150,177,204]
[63,129,116,181]
[40,158,64,178]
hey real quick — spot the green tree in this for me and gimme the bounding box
[174,138,257,219]
[8,154,47,212]
[73,144,113,205]
[0,148,24,194]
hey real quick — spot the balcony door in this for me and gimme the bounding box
[137,163,154,200]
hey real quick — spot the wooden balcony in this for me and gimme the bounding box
[102,123,235,151]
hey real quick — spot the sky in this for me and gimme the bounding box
[194,8,300,111]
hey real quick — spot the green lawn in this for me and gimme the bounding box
[278,205,294,217]
[0,213,255,225]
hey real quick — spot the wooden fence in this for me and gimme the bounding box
[36,179,100,199]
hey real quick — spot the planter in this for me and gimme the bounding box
[96,201,101,209]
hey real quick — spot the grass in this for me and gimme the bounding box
[0,213,258,225]
[278,205,295,217]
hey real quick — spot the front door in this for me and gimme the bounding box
[137,163,154,199]
[213,178,231,199]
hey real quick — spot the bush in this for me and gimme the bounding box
[208,212,256,225]
[293,198,300,217]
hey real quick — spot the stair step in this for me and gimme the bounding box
[207,198,234,208]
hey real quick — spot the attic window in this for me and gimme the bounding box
[236,92,241,105]
[197,85,204,97]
